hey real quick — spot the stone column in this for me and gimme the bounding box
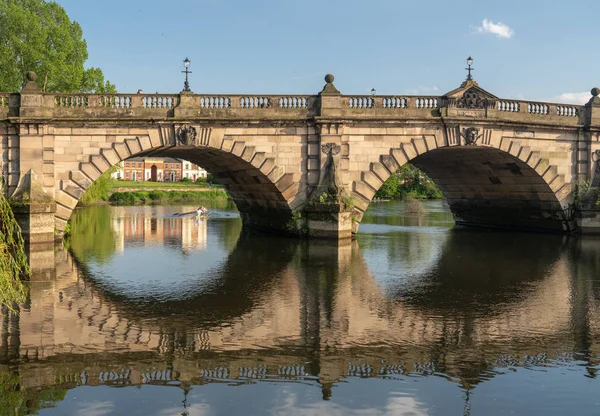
[303,75,354,239]
[579,88,600,233]
[11,72,58,247]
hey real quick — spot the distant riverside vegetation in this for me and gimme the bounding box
[78,166,227,206]
[375,164,443,200]
[78,164,441,206]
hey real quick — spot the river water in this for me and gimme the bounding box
[2,200,600,415]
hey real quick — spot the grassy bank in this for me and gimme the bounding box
[112,180,223,189]
[109,189,230,204]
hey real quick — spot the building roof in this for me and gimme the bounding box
[124,156,182,163]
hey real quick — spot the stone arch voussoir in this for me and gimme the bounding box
[55,132,299,234]
[55,135,162,232]
[350,136,571,225]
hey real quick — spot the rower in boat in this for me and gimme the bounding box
[196,206,208,219]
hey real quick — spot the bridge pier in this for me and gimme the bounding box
[11,170,58,246]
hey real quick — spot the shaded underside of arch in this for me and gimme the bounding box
[55,136,299,234]
[141,146,293,210]
[413,147,570,231]
[127,146,297,233]
[354,145,573,233]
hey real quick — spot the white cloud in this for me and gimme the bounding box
[77,401,114,416]
[476,18,514,39]
[552,92,590,105]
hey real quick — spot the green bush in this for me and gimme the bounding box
[375,164,442,200]
[108,189,230,204]
[79,165,119,205]
[109,192,135,203]
[180,177,193,183]
[148,190,167,200]
[134,191,150,202]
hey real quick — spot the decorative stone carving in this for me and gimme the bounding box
[321,143,342,197]
[460,127,482,146]
[308,142,350,207]
[176,124,197,146]
[456,88,487,109]
[321,142,341,156]
[592,150,600,189]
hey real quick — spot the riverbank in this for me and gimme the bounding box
[108,189,229,204]
[111,180,223,191]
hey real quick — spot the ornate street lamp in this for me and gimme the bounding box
[465,56,474,81]
[182,57,192,92]
[371,88,376,96]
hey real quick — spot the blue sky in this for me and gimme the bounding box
[55,0,599,104]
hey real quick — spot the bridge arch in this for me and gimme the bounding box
[52,127,301,234]
[351,133,574,233]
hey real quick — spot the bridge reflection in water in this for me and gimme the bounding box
[2,206,600,413]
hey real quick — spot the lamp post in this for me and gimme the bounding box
[371,88,376,96]
[465,56,474,81]
[182,57,192,92]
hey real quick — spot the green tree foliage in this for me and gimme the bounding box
[0,0,116,93]
[375,164,443,200]
[0,193,29,310]
[0,368,67,416]
[68,206,116,264]
[79,165,118,205]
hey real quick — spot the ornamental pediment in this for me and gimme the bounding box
[444,81,498,109]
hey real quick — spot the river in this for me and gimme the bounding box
[2,200,600,415]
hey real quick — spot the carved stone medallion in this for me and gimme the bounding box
[176,125,197,146]
[460,127,481,146]
[321,142,341,156]
[456,88,487,109]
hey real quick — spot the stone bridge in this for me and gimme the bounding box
[2,71,600,243]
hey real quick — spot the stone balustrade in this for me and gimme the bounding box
[3,88,588,126]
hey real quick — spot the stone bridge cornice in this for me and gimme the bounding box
[2,83,599,129]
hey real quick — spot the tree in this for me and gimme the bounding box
[375,164,443,200]
[0,0,116,93]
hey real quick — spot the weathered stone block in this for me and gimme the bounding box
[70,171,92,190]
[125,138,142,155]
[381,154,400,173]
[362,171,383,190]
[113,142,131,160]
[101,148,120,167]
[90,155,110,173]
[80,162,101,180]
[391,148,409,166]
[370,162,391,182]
[354,181,376,200]
[54,190,78,209]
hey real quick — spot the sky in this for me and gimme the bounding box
[54,0,600,104]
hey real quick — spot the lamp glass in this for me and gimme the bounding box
[467,56,473,66]
[184,58,191,68]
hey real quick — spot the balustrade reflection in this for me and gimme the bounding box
[2,220,600,410]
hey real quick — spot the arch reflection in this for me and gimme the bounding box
[2,210,600,409]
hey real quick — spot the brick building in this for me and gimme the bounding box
[117,157,207,182]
